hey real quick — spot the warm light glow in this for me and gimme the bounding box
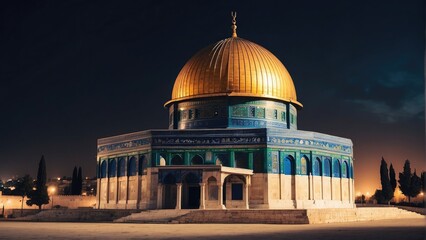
[366,192,370,197]
[57,177,61,181]
[48,186,56,195]
[356,192,361,197]
[420,192,424,196]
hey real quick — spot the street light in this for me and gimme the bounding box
[48,186,56,209]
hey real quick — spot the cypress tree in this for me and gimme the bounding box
[411,170,422,200]
[389,163,397,193]
[380,157,393,204]
[399,160,412,202]
[71,166,78,195]
[77,167,83,195]
[27,155,49,210]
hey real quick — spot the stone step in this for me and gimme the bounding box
[13,209,138,222]
[114,209,193,223]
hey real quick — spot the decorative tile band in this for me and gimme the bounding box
[98,131,352,156]
[267,136,352,154]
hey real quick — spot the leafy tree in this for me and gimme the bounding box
[27,155,49,210]
[421,171,426,193]
[77,167,83,195]
[389,163,397,193]
[373,189,385,204]
[71,166,78,195]
[380,158,393,204]
[12,174,33,215]
[398,160,422,202]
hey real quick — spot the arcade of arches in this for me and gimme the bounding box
[157,166,251,209]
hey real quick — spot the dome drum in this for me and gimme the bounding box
[168,97,298,130]
[166,36,302,131]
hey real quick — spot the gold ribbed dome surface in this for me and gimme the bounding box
[166,36,302,108]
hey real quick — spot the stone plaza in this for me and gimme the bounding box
[0,219,425,240]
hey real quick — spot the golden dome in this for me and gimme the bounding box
[165,33,302,108]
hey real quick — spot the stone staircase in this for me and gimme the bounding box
[306,207,424,223]
[114,207,424,224]
[175,210,309,224]
[114,209,193,223]
[12,209,138,222]
[9,207,424,224]
[355,207,425,222]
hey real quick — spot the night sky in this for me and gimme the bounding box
[1,1,424,195]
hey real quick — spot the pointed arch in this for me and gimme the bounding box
[284,155,295,175]
[108,158,117,177]
[171,155,184,165]
[191,155,203,165]
[138,155,147,175]
[313,157,322,176]
[333,159,341,178]
[128,156,137,176]
[118,157,126,177]
[300,155,310,175]
[100,160,107,178]
[342,161,349,178]
[323,157,331,177]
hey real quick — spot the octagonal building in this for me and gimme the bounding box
[96,17,355,210]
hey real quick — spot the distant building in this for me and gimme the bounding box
[47,177,96,196]
[96,16,354,210]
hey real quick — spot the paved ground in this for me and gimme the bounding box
[0,218,425,240]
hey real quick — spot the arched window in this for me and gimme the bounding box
[159,155,166,166]
[108,158,117,177]
[118,157,126,177]
[333,160,341,178]
[313,157,322,176]
[284,155,295,175]
[191,155,203,165]
[171,155,184,165]
[101,160,107,178]
[342,161,349,178]
[323,158,331,177]
[138,155,146,175]
[207,176,218,200]
[300,156,308,175]
[128,156,137,176]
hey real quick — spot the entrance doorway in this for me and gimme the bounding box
[163,173,177,209]
[182,173,200,209]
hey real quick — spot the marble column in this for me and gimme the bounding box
[244,176,250,209]
[218,184,225,209]
[176,183,182,210]
[309,173,313,200]
[199,183,206,209]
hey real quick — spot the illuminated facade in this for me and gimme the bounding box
[96,15,355,210]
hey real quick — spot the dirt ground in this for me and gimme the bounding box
[0,218,425,240]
